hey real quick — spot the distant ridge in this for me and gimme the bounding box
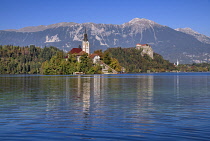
[1,18,210,64]
[175,28,210,44]
[4,22,77,32]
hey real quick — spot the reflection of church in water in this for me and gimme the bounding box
[75,75,155,112]
[76,76,102,113]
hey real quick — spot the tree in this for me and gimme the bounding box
[0,45,64,74]
[103,52,111,65]
[110,58,121,72]
[105,47,176,73]
[79,53,92,73]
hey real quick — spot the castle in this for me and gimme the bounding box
[136,43,154,59]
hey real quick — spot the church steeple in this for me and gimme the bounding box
[83,28,88,41]
[82,27,90,54]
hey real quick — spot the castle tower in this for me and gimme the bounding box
[82,28,90,54]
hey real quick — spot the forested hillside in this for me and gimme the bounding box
[41,53,102,75]
[0,45,104,74]
[1,45,209,74]
[0,45,62,74]
[106,47,176,72]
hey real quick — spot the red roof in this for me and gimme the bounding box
[69,48,82,54]
[77,51,86,56]
[89,53,99,59]
[136,43,149,46]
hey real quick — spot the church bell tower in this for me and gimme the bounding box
[82,28,90,54]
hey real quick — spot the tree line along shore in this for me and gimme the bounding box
[0,45,210,74]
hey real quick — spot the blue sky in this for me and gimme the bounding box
[0,0,210,36]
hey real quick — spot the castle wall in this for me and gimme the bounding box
[136,44,154,59]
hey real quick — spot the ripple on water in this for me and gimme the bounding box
[0,73,210,140]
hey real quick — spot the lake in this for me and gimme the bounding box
[0,73,210,140]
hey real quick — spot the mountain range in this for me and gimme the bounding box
[1,18,210,64]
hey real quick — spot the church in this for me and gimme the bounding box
[68,28,100,64]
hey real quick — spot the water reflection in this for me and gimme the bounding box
[0,75,157,116]
[1,74,209,114]
[136,75,154,105]
[0,74,210,140]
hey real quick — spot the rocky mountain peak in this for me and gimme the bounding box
[129,18,153,24]
[122,18,163,31]
[126,18,160,26]
[176,27,198,35]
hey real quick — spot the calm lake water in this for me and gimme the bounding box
[0,73,210,140]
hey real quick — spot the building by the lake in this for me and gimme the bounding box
[68,28,100,63]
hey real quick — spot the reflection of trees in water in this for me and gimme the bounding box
[125,75,155,128]
[0,75,44,104]
[136,75,154,107]
[3,74,209,132]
